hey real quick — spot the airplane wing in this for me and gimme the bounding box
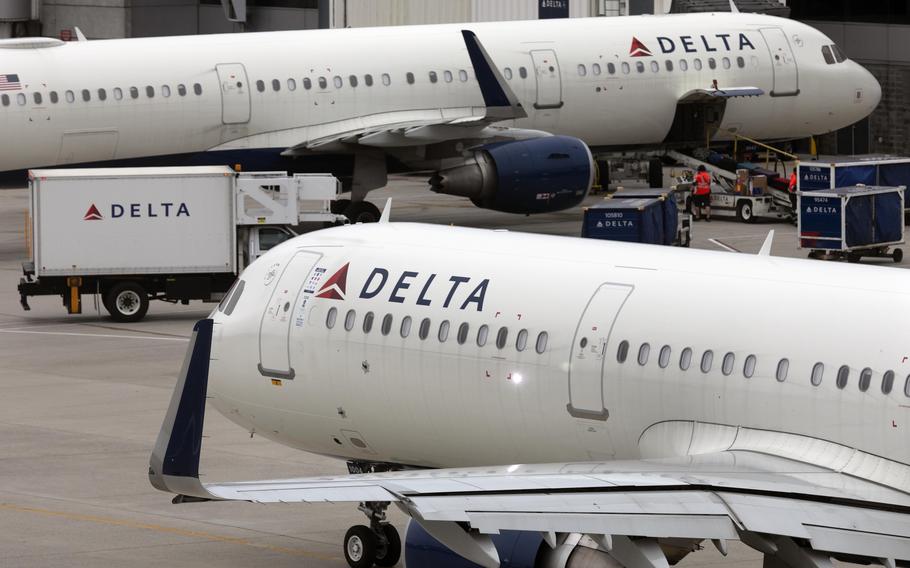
[150,321,910,567]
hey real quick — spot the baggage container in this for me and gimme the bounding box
[582,198,664,245]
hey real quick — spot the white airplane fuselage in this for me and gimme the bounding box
[208,223,910,491]
[0,13,881,174]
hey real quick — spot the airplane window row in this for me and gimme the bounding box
[577,56,745,78]
[255,68,472,94]
[326,307,548,354]
[822,44,847,65]
[617,340,910,397]
[502,67,529,80]
[0,83,203,108]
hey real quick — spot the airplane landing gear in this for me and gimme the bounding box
[343,201,382,224]
[343,501,401,568]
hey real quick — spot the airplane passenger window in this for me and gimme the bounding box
[326,307,338,329]
[680,347,692,371]
[722,57,731,70]
[744,354,756,378]
[722,352,735,376]
[81,89,91,102]
[400,316,412,338]
[406,72,415,85]
[272,79,281,91]
[193,83,203,95]
[146,86,155,98]
[362,311,374,333]
[700,350,713,373]
[97,89,106,101]
[1,94,8,106]
[535,332,548,354]
[364,74,373,86]
[129,87,139,99]
[177,84,186,96]
[905,375,910,397]
[882,370,895,395]
[457,322,469,345]
[693,59,703,71]
[349,75,358,87]
[303,78,312,90]
[503,68,512,80]
[737,57,745,69]
[519,67,528,79]
[607,63,616,75]
[418,318,431,340]
[161,85,170,98]
[382,73,391,86]
[438,320,450,342]
[318,77,328,89]
[16,93,25,105]
[496,327,508,350]
[708,58,717,70]
[636,61,645,73]
[831,44,846,63]
[665,61,674,72]
[476,324,489,347]
[776,359,789,382]
[858,368,872,392]
[33,92,42,105]
[112,88,122,100]
[223,279,245,315]
[638,343,650,366]
[66,90,75,103]
[658,345,671,368]
[381,314,393,336]
[650,61,659,73]
[811,362,824,386]
[679,60,689,72]
[256,80,265,92]
[50,91,59,104]
[287,78,297,91]
[836,365,850,389]
[621,62,630,75]
[444,70,453,83]
[616,340,629,363]
[592,63,601,76]
[577,64,587,77]
[429,71,438,83]
[459,70,468,82]
[516,329,528,352]
[344,309,356,331]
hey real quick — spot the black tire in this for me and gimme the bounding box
[894,248,904,263]
[331,199,351,215]
[344,525,377,568]
[374,524,402,567]
[736,200,755,224]
[847,253,861,263]
[648,158,663,188]
[104,281,149,322]
[344,201,382,224]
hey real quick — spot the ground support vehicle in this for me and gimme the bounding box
[18,166,343,321]
[798,185,905,263]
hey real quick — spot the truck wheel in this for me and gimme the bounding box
[104,282,149,322]
[344,201,381,223]
[736,200,755,223]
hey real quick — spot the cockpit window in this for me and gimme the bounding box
[831,44,846,63]
[822,45,836,65]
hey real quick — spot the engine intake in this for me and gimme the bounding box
[429,135,594,214]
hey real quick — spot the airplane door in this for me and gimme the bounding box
[530,50,564,109]
[258,250,322,379]
[759,28,799,97]
[215,63,252,124]
[567,283,633,421]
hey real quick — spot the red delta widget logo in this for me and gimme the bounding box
[83,201,191,220]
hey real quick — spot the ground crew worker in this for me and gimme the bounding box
[788,167,799,219]
[692,165,712,221]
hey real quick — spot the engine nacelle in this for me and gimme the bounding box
[428,136,594,214]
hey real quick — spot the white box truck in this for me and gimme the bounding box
[18,166,342,321]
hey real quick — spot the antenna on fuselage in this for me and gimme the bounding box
[729,0,740,13]
[379,198,392,223]
[758,230,774,256]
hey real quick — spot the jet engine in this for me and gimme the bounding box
[428,135,594,214]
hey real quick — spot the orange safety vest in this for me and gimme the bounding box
[694,171,711,195]
[789,172,798,192]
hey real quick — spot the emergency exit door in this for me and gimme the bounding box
[530,50,564,109]
[259,250,322,379]
[215,63,251,124]
[760,28,799,97]
[567,283,633,420]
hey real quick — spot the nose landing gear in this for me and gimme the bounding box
[343,502,401,568]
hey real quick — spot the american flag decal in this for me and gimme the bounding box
[0,74,22,91]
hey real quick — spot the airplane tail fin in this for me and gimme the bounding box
[149,319,215,501]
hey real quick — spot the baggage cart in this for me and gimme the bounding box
[582,198,666,245]
[798,156,910,217]
[608,188,691,246]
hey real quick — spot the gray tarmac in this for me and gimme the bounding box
[0,178,882,567]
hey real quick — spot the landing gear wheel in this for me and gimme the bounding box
[374,524,401,567]
[331,199,351,215]
[893,248,904,263]
[648,158,663,188]
[344,525,377,568]
[104,281,149,322]
[736,200,755,224]
[344,201,382,224]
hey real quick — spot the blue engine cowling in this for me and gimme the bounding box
[428,135,594,214]
[405,519,544,568]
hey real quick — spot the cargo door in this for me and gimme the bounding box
[567,283,633,421]
[530,49,563,109]
[216,63,251,124]
[760,28,799,97]
[259,250,321,379]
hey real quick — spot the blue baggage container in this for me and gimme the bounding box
[798,156,910,213]
[608,188,679,245]
[583,198,664,245]
[798,186,904,252]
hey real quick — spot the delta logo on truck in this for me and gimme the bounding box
[82,202,191,221]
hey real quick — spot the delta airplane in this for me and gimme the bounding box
[150,212,910,568]
[0,9,881,220]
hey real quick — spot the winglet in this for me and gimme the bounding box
[758,230,774,256]
[729,0,740,13]
[74,27,88,41]
[379,198,392,223]
[461,30,527,121]
[149,319,216,501]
